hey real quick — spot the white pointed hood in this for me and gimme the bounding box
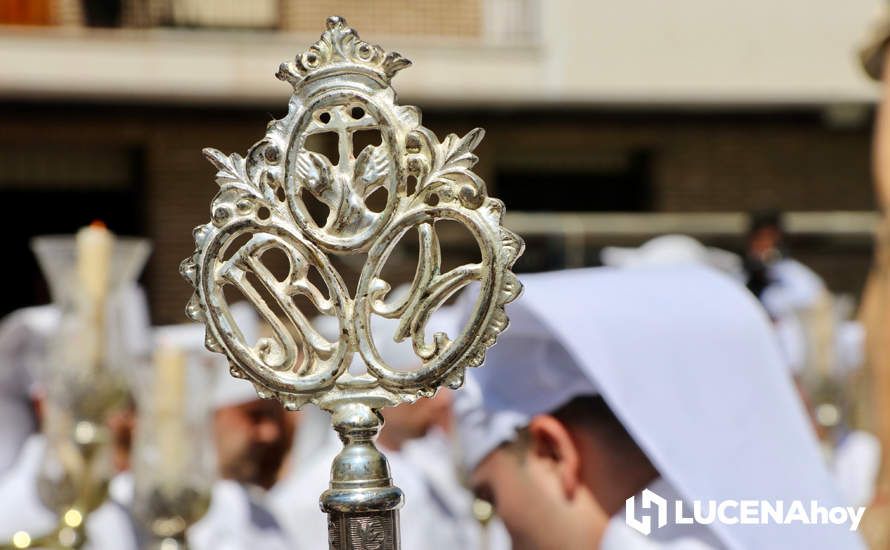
[455,265,863,550]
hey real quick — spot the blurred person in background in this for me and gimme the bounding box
[211,379,296,492]
[455,266,864,550]
[0,398,139,549]
[186,372,295,550]
[0,306,56,475]
[145,304,296,550]
[742,212,877,506]
[743,210,826,321]
[0,287,151,549]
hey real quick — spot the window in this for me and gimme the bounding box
[0,144,144,315]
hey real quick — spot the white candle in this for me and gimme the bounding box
[154,340,187,487]
[76,221,113,303]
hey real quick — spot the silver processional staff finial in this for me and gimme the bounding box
[181,16,524,549]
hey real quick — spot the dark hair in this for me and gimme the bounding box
[551,395,640,453]
[744,209,785,299]
[507,395,653,475]
[747,209,784,238]
[508,396,628,458]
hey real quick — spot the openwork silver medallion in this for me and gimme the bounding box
[181,16,523,549]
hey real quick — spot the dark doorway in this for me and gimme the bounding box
[0,144,145,315]
[495,149,653,212]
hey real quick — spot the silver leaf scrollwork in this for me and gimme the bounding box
[181,16,524,413]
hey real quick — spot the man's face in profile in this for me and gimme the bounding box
[213,399,296,489]
[471,444,568,550]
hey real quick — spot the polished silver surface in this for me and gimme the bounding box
[182,16,523,549]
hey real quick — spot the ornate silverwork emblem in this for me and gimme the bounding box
[181,16,523,549]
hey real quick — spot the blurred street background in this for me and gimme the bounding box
[0,0,881,323]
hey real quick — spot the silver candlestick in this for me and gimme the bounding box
[181,16,523,550]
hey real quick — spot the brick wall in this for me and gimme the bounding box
[433,111,875,212]
[281,0,482,37]
[0,105,875,322]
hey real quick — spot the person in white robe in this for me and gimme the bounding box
[744,214,878,507]
[0,306,58,475]
[0,433,138,549]
[740,211,828,371]
[139,304,295,550]
[454,265,866,549]
[185,368,294,550]
[0,286,151,549]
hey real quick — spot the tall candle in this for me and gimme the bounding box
[76,221,113,303]
[154,340,187,488]
[76,221,113,372]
